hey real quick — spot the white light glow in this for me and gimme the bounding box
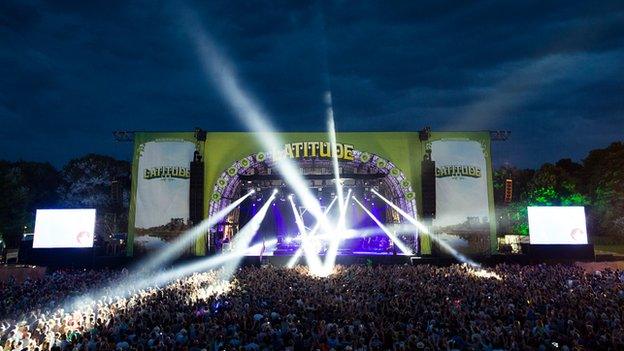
[288,195,324,274]
[70,240,275,313]
[353,197,413,255]
[327,111,344,213]
[134,190,254,273]
[371,189,429,233]
[371,189,484,268]
[186,17,329,235]
[220,192,277,279]
[324,189,352,272]
[286,196,338,268]
[467,266,503,280]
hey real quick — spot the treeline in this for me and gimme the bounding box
[0,154,131,248]
[493,141,624,242]
[1,143,623,248]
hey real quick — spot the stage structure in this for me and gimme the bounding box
[127,131,496,257]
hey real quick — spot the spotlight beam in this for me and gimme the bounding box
[371,189,428,233]
[289,195,309,237]
[286,196,337,268]
[220,190,277,279]
[71,240,277,312]
[323,189,352,271]
[353,196,413,255]
[288,195,324,273]
[186,17,330,234]
[138,239,278,291]
[327,112,344,214]
[135,190,255,272]
[370,189,481,267]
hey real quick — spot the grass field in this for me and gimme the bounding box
[594,244,624,255]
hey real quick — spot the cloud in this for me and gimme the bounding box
[0,0,622,168]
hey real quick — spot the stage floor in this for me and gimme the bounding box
[241,254,415,266]
[242,242,411,257]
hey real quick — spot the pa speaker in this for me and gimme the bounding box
[421,159,436,219]
[189,160,204,225]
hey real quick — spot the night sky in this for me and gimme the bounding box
[1,1,623,168]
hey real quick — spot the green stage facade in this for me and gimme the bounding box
[128,131,496,257]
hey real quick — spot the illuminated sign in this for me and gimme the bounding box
[144,166,191,180]
[273,142,355,161]
[436,165,481,178]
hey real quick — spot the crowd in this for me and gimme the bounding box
[1,263,624,350]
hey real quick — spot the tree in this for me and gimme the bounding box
[0,163,29,247]
[14,161,61,213]
[57,154,130,210]
[57,154,131,240]
[0,155,131,248]
[493,165,535,206]
[581,142,624,238]
[504,160,588,236]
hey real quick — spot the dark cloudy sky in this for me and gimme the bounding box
[1,0,623,168]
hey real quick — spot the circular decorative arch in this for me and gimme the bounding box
[208,149,417,220]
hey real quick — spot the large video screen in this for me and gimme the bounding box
[528,206,587,245]
[33,209,96,248]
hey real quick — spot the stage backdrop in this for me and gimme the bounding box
[127,132,202,256]
[127,131,495,256]
[427,132,496,255]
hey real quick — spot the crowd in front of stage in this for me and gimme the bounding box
[1,263,624,351]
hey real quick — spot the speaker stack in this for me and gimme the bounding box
[421,158,436,219]
[189,151,204,226]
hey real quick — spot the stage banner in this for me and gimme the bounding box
[127,132,198,256]
[429,133,495,255]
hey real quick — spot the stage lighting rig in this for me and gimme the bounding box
[194,127,207,141]
[419,126,431,141]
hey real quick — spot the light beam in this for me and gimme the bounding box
[220,189,277,279]
[185,15,330,234]
[323,189,352,272]
[288,194,325,275]
[353,196,413,255]
[135,190,255,272]
[286,196,337,268]
[371,189,482,267]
